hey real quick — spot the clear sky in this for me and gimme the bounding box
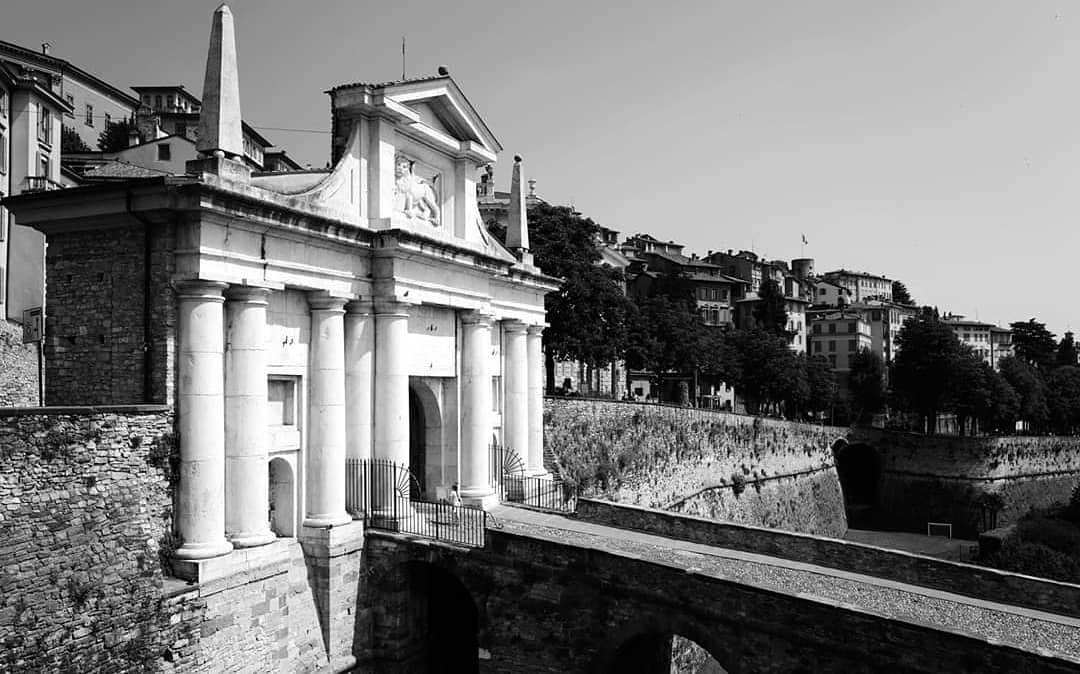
[4,1,1079,336]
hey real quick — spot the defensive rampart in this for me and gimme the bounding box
[847,428,1080,537]
[544,398,848,537]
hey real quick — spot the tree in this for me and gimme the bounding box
[1048,366,1080,435]
[805,354,838,420]
[97,118,137,152]
[999,356,1050,432]
[848,348,886,424]
[892,312,964,433]
[61,125,91,153]
[752,278,789,337]
[1010,319,1057,371]
[1058,332,1078,369]
[947,348,994,436]
[891,280,915,306]
[718,329,803,415]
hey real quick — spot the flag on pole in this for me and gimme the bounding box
[801,234,808,245]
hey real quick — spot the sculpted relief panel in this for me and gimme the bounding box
[393,152,441,227]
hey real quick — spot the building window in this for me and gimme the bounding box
[38,153,50,179]
[828,340,836,352]
[85,103,94,126]
[848,339,856,352]
[813,341,821,353]
[828,323,836,334]
[157,143,171,161]
[64,94,74,117]
[154,95,162,110]
[268,378,297,426]
[812,323,821,334]
[104,113,111,129]
[167,94,174,110]
[828,354,837,366]
[847,321,856,333]
[142,95,151,105]
[38,105,51,144]
[0,132,6,174]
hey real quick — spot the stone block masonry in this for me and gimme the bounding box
[0,319,37,406]
[43,220,176,406]
[544,398,848,536]
[0,406,369,672]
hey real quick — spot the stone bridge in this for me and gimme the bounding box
[360,503,1080,673]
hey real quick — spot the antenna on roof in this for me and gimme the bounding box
[401,35,406,79]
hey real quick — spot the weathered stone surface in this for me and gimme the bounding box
[544,398,848,536]
[0,319,38,406]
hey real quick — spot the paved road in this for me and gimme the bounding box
[489,505,1080,663]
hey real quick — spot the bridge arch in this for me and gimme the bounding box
[597,614,733,674]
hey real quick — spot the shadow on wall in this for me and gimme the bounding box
[833,440,883,529]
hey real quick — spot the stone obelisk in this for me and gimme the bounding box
[188,3,250,180]
[506,155,533,265]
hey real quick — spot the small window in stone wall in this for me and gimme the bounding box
[157,143,171,161]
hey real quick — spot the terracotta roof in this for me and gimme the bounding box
[82,160,174,180]
[327,74,449,94]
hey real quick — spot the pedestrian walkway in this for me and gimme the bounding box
[490,505,1080,662]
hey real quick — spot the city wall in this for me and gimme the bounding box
[0,320,38,407]
[544,398,848,537]
[0,407,367,673]
[850,429,1080,537]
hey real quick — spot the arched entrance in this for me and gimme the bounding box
[601,618,731,674]
[408,380,443,500]
[370,561,479,672]
[268,457,295,537]
[834,441,882,528]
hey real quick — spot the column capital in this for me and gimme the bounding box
[527,324,547,336]
[502,319,528,334]
[307,291,349,312]
[224,284,272,304]
[345,299,374,315]
[462,310,496,327]
[374,297,412,316]
[174,279,228,301]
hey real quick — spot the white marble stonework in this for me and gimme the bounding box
[12,4,559,567]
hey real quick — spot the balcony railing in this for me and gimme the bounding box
[22,176,64,193]
[490,442,575,512]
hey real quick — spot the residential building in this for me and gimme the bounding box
[0,40,139,153]
[808,310,873,374]
[821,269,893,303]
[811,278,853,307]
[847,300,919,365]
[0,59,70,322]
[944,315,1013,368]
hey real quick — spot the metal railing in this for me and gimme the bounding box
[346,458,488,547]
[489,442,575,512]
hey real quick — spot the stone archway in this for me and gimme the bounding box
[599,616,732,674]
[268,457,295,537]
[408,380,443,499]
[834,441,882,529]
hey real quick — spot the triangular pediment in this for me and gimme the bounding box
[383,78,502,158]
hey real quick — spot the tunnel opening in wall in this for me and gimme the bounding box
[601,618,731,674]
[834,440,883,529]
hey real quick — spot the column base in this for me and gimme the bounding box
[526,468,550,478]
[460,487,499,510]
[302,512,354,529]
[228,528,277,549]
[173,538,234,561]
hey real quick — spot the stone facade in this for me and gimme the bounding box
[0,319,37,406]
[544,397,848,537]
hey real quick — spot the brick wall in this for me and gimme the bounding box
[43,220,176,406]
[544,398,848,536]
[0,319,37,406]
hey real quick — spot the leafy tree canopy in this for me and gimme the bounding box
[892,312,964,432]
[752,278,789,337]
[1058,332,1078,369]
[97,118,138,152]
[891,280,915,305]
[849,348,887,424]
[61,125,91,153]
[1010,318,1057,371]
[999,355,1050,432]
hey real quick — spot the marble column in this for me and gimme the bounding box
[502,320,529,469]
[373,301,410,467]
[174,280,233,560]
[526,325,548,476]
[345,301,375,517]
[460,311,495,504]
[303,293,351,528]
[224,286,276,547]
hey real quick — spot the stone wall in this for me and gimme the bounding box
[577,498,1080,619]
[0,319,37,406]
[544,398,848,537]
[849,429,1080,537]
[43,220,176,406]
[0,406,368,672]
